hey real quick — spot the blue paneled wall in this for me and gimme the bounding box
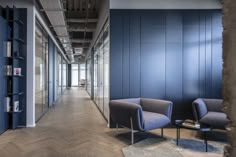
[110,10,222,119]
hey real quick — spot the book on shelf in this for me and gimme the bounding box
[13,101,20,112]
[5,65,12,76]
[4,97,11,112]
[13,68,21,76]
[4,41,12,57]
[182,119,200,129]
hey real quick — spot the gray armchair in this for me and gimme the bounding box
[192,98,229,129]
[109,98,173,144]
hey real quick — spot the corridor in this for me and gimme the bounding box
[0,89,125,157]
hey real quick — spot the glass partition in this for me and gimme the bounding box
[86,58,92,95]
[57,53,62,97]
[92,20,110,120]
[103,24,110,120]
[62,59,67,91]
[35,21,49,121]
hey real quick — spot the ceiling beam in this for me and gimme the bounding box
[71,39,92,43]
[67,18,98,23]
[72,43,90,47]
[68,28,95,32]
[40,9,66,12]
[65,11,98,19]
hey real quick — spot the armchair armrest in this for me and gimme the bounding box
[109,100,143,131]
[192,98,208,121]
[140,98,173,119]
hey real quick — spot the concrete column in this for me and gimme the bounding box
[223,0,236,156]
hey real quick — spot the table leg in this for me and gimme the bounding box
[204,132,208,152]
[176,127,180,145]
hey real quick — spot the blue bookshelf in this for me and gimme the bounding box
[0,5,27,131]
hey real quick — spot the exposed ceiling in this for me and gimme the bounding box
[39,0,99,63]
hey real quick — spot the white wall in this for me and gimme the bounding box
[110,0,222,9]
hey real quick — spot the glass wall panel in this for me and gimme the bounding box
[94,55,98,104]
[92,20,109,120]
[57,53,61,96]
[103,25,110,120]
[62,59,67,91]
[35,24,43,121]
[98,37,104,112]
[86,58,92,95]
[42,32,48,113]
[35,21,49,121]
[72,64,79,86]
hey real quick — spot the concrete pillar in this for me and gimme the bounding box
[223,0,236,156]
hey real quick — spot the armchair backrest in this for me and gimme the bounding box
[140,98,173,119]
[203,99,223,112]
[109,98,143,130]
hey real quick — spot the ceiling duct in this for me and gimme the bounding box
[39,0,74,63]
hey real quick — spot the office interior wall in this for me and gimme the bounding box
[110,10,223,119]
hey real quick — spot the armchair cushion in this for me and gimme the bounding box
[142,111,170,130]
[200,111,229,129]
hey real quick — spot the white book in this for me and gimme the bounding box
[5,97,11,112]
[13,101,19,112]
[5,41,12,57]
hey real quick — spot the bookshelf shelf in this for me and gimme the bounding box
[6,75,24,77]
[13,38,24,43]
[5,56,24,60]
[7,92,24,96]
[9,19,24,25]
[8,110,23,114]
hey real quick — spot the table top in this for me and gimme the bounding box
[174,120,211,132]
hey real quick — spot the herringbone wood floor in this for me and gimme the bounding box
[0,88,225,157]
[0,88,126,157]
